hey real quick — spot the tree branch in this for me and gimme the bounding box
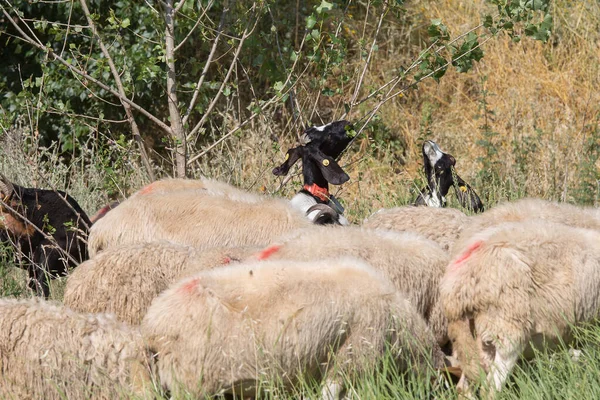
[164,0,186,177]
[187,4,259,142]
[78,0,156,180]
[182,2,228,126]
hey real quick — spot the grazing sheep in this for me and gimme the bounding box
[363,206,470,252]
[441,220,600,394]
[0,175,91,297]
[131,176,264,203]
[414,141,483,212]
[142,258,445,398]
[0,298,152,399]
[452,197,600,257]
[64,242,259,325]
[87,191,321,257]
[244,226,450,346]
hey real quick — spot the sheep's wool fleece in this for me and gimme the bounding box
[0,298,151,399]
[88,189,312,257]
[246,225,450,345]
[442,220,600,379]
[142,258,443,397]
[64,241,259,325]
[363,206,469,251]
[452,197,600,257]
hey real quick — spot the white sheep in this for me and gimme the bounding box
[64,241,259,324]
[87,190,319,257]
[130,176,264,203]
[363,206,470,251]
[142,258,445,398]
[0,298,153,399]
[243,225,450,346]
[452,197,600,257]
[440,220,600,394]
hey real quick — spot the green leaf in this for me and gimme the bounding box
[306,15,317,29]
[121,18,131,28]
[316,0,333,14]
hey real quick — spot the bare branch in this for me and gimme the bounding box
[173,0,215,52]
[347,0,388,115]
[187,4,259,142]
[182,2,228,126]
[78,0,156,180]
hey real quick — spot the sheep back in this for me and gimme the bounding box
[87,191,312,256]
[363,206,469,251]
[64,242,259,325]
[452,198,600,258]
[0,298,152,399]
[142,258,443,397]
[246,226,449,345]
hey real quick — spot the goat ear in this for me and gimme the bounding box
[308,149,350,185]
[272,146,304,176]
[453,174,484,213]
[0,175,14,201]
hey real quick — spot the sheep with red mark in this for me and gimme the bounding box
[0,174,91,297]
[363,206,470,252]
[441,220,600,395]
[245,226,450,346]
[453,197,600,258]
[0,298,153,399]
[64,241,258,324]
[142,258,445,398]
[131,176,264,203]
[87,191,329,257]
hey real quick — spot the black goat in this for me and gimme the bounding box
[414,140,484,212]
[273,120,354,224]
[0,175,91,297]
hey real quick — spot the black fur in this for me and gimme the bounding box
[0,181,91,297]
[273,120,353,202]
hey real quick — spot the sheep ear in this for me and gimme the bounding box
[307,149,350,185]
[0,175,14,201]
[272,146,304,176]
[454,174,484,213]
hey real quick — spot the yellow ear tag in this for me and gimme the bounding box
[459,186,467,192]
[285,153,289,160]
[323,159,330,166]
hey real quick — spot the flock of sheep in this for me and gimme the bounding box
[1,120,600,399]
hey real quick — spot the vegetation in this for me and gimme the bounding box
[1,0,600,397]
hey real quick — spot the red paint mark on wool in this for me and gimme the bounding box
[180,278,201,294]
[255,245,282,261]
[449,241,483,270]
[138,182,155,195]
[221,256,232,265]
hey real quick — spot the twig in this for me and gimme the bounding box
[182,2,228,126]
[187,4,259,142]
[78,0,156,180]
